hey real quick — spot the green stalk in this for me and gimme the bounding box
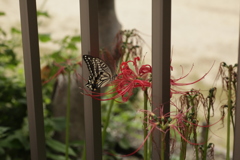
[124,50,131,62]
[231,110,235,132]
[179,95,191,160]
[179,128,188,160]
[123,32,132,62]
[189,96,199,160]
[81,143,86,160]
[203,94,213,160]
[232,80,236,132]
[143,90,148,160]
[148,133,152,160]
[193,126,199,160]
[65,72,71,160]
[226,66,233,160]
[102,98,115,146]
[160,132,165,160]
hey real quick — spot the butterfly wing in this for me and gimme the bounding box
[83,55,97,77]
[83,55,114,91]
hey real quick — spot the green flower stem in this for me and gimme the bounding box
[193,126,199,160]
[102,98,115,146]
[232,79,236,132]
[203,92,213,160]
[179,129,188,160]
[160,132,165,160]
[124,50,130,62]
[148,133,152,159]
[123,31,132,62]
[143,89,148,160]
[65,72,71,160]
[117,32,130,71]
[226,66,233,160]
[81,143,86,160]
[231,111,235,132]
[233,81,237,99]
[189,96,199,160]
[179,95,192,160]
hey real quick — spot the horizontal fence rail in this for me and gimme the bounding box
[19,0,46,160]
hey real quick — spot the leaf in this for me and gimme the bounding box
[0,127,9,138]
[66,43,77,50]
[70,140,84,147]
[0,126,9,134]
[39,34,51,42]
[0,27,6,36]
[70,36,81,42]
[0,12,5,16]
[118,138,130,149]
[52,117,66,131]
[0,147,5,154]
[37,11,50,18]
[46,152,66,160]
[46,138,77,156]
[11,27,21,34]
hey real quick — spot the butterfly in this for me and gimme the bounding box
[83,55,117,91]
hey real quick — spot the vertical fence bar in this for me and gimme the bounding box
[233,13,240,159]
[152,0,171,160]
[19,0,46,160]
[80,0,102,159]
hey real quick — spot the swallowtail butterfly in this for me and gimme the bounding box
[83,55,116,91]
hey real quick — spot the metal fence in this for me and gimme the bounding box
[19,0,240,159]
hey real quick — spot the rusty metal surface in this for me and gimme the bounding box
[19,0,46,159]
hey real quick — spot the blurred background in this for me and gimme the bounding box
[2,0,239,85]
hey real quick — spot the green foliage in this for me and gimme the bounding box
[0,20,25,133]
[101,92,143,159]
[0,12,5,16]
[0,25,21,71]
[37,11,50,18]
[0,11,81,160]
[39,33,51,42]
[41,34,81,63]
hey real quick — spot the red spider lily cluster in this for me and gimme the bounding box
[121,100,223,158]
[113,104,209,157]
[85,56,212,103]
[112,57,152,102]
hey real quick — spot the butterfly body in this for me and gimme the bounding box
[83,55,116,91]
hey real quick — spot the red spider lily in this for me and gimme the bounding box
[104,106,205,158]
[170,63,214,97]
[85,57,152,102]
[86,57,213,102]
[113,57,152,101]
[104,104,223,158]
